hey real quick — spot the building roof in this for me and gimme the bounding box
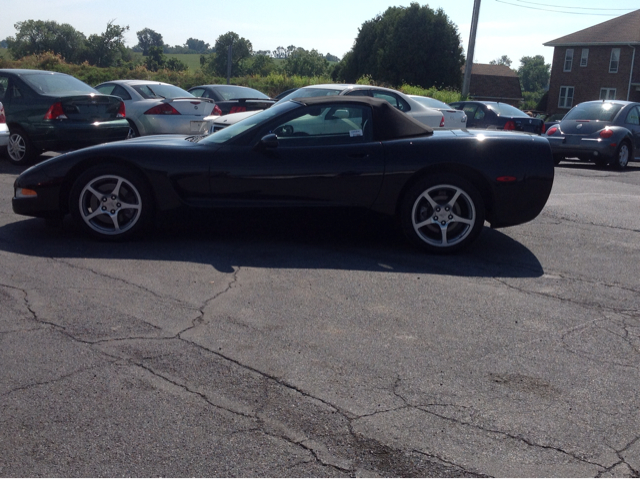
[544,9,640,46]
[466,64,522,101]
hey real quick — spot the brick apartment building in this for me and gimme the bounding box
[465,63,523,107]
[544,9,640,115]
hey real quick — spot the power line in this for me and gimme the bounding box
[495,0,633,15]
[513,0,635,10]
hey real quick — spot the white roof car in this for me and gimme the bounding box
[408,95,467,128]
[94,80,217,137]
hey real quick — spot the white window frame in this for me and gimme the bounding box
[559,86,574,109]
[564,49,574,72]
[580,49,589,67]
[609,48,620,73]
[600,88,616,100]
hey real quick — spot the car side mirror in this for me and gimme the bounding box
[259,133,278,149]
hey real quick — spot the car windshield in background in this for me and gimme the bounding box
[133,84,193,99]
[488,103,529,117]
[277,88,342,103]
[201,101,300,144]
[215,86,270,100]
[413,97,451,109]
[21,73,96,95]
[564,103,624,122]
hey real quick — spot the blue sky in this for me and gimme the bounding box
[1,0,639,69]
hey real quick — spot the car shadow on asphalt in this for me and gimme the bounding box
[0,208,544,278]
[557,158,640,171]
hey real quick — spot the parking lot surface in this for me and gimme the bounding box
[1,156,639,477]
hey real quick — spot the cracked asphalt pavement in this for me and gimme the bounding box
[1,156,639,477]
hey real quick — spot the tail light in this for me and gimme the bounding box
[541,123,546,134]
[44,102,68,120]
[503,120,515,131]
[144,103,180,115]
[599,129,614,139]
[117,101,126,118]
[0,105,5,123]
[547,126,558,136]
[439,114,445,128]
[230,105,247,114]
[213,104,223,116]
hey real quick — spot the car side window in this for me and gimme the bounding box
[190,88,205,98]
[371,91,411,112]
[0,76,7,100]
[110,85,131,101]
[95,84,115,95]
[462,104,478,118]
[270,104,373,146]
[344,90,371,97]
[624,106,640,126]
[474,107,485,120]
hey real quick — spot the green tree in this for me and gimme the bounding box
[136,28,164,55]
[518,55,550,92]
[165,57,187,72]
[6,20,86,62]
[489,55,512,68]
[185,38,210,53]
[84,21,129,67]
[145,45,165,71]
[210,31,252,76]
[334,3,464,89]
[282,48,329,77]
[248,54,275,76]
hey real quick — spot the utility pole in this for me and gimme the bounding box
[462,0,481,98]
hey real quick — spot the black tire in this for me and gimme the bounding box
[611,141,630,170]
[400,174,485,254]
[7,127,38,165]
[126,121,140,139]
[69,165,154,241]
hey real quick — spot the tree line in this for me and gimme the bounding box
[488,54,551,110]
[2,3,468,91]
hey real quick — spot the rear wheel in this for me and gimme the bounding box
[126,121,140,139]
[611,141,630,170]
[400,175,485,254]
[69,165,154,240]
[7,127,38,165]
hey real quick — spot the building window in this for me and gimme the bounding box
[559,86,574,108]
[580,49,589,67]
[609,48,620,73]
[600,88,616,100]
[564,49,574,72]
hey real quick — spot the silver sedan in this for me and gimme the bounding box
[409,95,467,128]
[94,80,217,137]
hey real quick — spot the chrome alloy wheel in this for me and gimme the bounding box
[7,132,27,163]
[411,184,476,248]
[77,174,143,236]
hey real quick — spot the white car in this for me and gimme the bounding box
[94,80,217,137]
[0,102,9,150]
[276,84,445,128]
[408,95,467,128]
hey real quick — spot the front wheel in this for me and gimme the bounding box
[400,175,485,254]
[69,165,154,240]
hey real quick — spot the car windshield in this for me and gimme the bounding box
[132,83,193,99]
[213,86,270,100]
[22,73,96,95]
[201,101,301,144]
[276,87,342,104]
[412,96,451,109]
[487,103,528,117]
[564,102,624,122]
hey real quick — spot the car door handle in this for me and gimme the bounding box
[348,152,370,159]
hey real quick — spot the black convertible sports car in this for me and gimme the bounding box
[13,96,554,253]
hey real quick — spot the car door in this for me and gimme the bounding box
[208,103,384,207]
[623,105,640,158]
